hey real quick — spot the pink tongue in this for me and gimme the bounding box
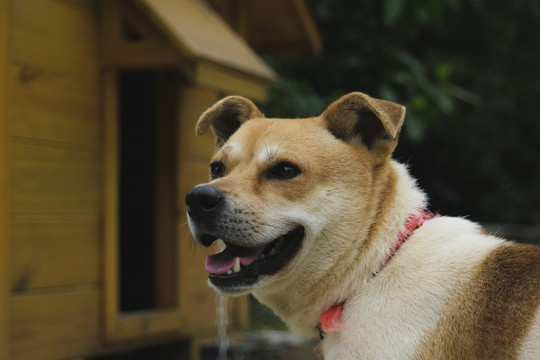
[205,244,266,274]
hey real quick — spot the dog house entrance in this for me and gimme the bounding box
[117,70,176,312]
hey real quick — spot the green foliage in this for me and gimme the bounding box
[248,295,287,331]
[262,0,540,224]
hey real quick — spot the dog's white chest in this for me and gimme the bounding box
[321,219,503,359]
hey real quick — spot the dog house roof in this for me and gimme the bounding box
[139,0,277,82]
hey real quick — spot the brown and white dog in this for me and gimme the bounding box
[185,92,540,359]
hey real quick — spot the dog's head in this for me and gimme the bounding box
[186,92,405,296]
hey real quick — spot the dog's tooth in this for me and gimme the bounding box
[216,239,227,253]
[226,270,233,275]
[233,257,241,273]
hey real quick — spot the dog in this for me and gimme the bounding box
[185,92,540,359]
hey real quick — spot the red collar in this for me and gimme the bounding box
[317,211,434,339]
[375,210,435,275]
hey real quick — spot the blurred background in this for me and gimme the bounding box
[262,0,540,225]
[0,0,539,359]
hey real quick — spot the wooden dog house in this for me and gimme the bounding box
[0,0,320,359]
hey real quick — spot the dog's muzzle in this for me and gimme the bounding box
[186,184,306,294]
[185,185,224,245]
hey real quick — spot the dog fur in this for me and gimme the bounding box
[186,92,540,359]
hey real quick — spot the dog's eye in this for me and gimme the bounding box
[210,161,226,179]
[267,162,301,180]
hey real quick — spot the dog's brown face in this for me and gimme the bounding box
[186,93,405,295]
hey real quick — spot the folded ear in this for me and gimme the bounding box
[322,92,405,153]
[196,96,264,147]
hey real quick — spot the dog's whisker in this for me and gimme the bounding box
[252,229,277,244]
[318,227,352,241]
[321,230,335,253]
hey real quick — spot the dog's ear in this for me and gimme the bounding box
[322,92,405,152]
[196,96,264,147]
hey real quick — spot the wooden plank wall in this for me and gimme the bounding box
[177,86,218,332]
[0,0,12,358]
[5,1,251,358]
[8,0,101,359]
[177,86,220,334]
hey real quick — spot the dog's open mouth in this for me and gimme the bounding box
[204,226,305,291]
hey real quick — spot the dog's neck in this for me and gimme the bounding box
[253,161,427,337]
[374,210,435,275]
[317,209,435,339]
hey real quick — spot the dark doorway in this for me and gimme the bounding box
[118,71,177,312]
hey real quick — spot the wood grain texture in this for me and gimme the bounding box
[10,0,100,148]
[11,142,101,214]
[8,1,103,358]
[178,85,220,164]
[10,62,100,147]
[0,0,11,357]
[11,0,98,74]
[102,70,120,343]
[10,288,100,360]
[195,60,269,101]
[10,216,100,291]
[101,0,183,68]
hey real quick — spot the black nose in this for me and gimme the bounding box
[185,185,224,220]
